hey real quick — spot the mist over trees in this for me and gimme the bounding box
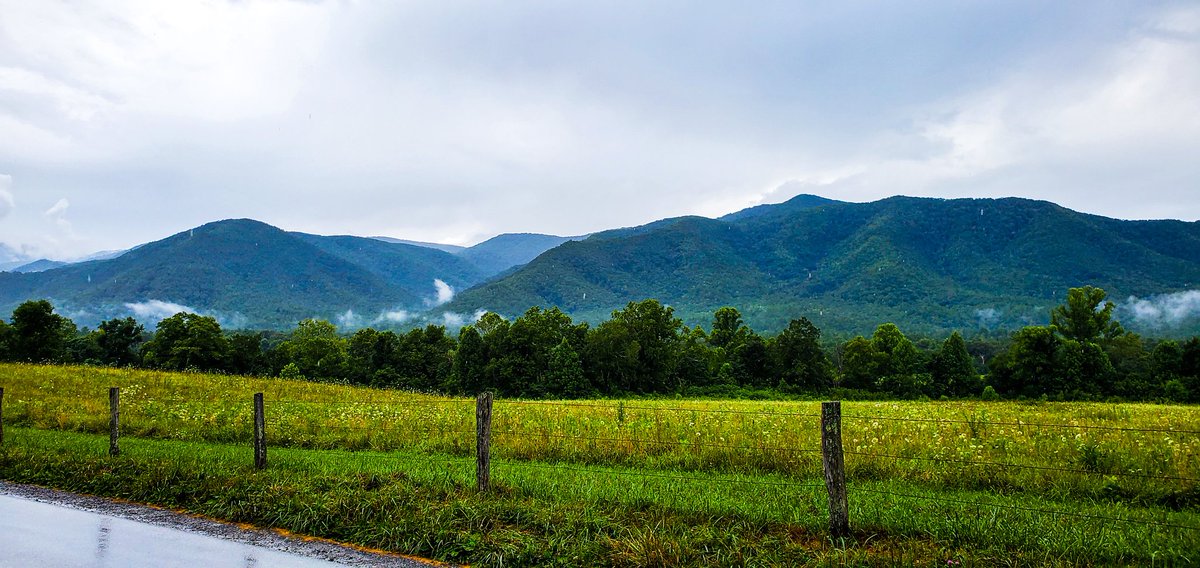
[0,286,1197,403]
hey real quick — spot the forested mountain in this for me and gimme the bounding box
[376,232,584,276]
[0,219,484,327]
[370,237,467,255]
[457,233,585,277]
[10,259,68,273]
[2,196,1197,335]
[444,196,1200,336]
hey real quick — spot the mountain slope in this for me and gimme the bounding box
[458,233,585,277]
[444,195,1200,335]
[294,233,483,294]
[370,237,466,255]
[11,259,68,273]
[0,219,483,327]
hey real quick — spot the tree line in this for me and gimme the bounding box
[1,286,1197,402]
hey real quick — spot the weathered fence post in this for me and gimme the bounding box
[476,391,493,492]
[254,392,266,470]
[109,387,120,457]
[821,400,849,538]
[1,386,5,446]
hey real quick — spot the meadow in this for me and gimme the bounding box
[1,362,1198,566]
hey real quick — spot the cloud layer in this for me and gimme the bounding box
[0,1,1196,259]
[1121,290,1200,329]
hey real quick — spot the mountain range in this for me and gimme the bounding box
[2,195,1198,336]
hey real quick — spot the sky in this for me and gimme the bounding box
[0,1,1198,261]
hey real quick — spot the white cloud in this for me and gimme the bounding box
[441,309,487,329]
[0,174,12,219]
[377,310,412,324]
[428,279,455,307]
[44,198,70,219]
[336,309,363,329]
[975,308,1001,327]
[124,299,197,322]
[1121,290,1200,329]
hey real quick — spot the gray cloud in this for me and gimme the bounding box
[0,1,1195,259]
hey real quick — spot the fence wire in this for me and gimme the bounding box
[853,486,1200,532]
[843,414,1200,435]
[844,449,1200,483]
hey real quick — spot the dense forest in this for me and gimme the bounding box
[1,286,1197,403]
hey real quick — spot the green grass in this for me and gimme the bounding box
[2,427,1197,566]
[2,363,1199,565]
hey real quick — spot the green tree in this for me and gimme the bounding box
[278,319,347,381]
[929,332,979,397]
[585,300,682,394]
[0,319,13,360]
[452,325,490,395]
[768,317,833,390]
[991,325,1059,398]
[10,299,75,363]
[395,325,455,391]
[93,317,146,366]
[226,332,266,376]
[1178,337,1200,402]
[1051,286,1124,343]
[544,338,591,398]
[839,336,880,390]
[347,328,402,387]
[707,307,770,387]
[673,326,719,390]
[709,307,748,350]
[141,312,228,371]
[871,323,926,396]
[1105,333,1151,398]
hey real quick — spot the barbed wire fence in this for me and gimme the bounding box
[1,385,1198,539]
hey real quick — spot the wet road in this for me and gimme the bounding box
[0,483,435,567]
[0,493,350,567]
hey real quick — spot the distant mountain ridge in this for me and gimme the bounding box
[0,220,581,328]
[442,195,1200,335]
[1,195,1197,335]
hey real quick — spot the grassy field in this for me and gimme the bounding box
[1,362,1198,566]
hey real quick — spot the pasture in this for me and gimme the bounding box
[1,363,1197,566]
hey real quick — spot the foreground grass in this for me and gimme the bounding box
[3,363,1199,564]
[1,427,1197,566]
[3,363,1197,508]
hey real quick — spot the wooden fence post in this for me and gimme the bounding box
[1,386,5,446]
[254,393,266,470]
[822,400,849,538]
[476,392,493,492]
[109,387,120,457]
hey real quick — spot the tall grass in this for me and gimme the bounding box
[2,362,1199,565]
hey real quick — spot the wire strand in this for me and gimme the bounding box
[853,487,1200,532]
[843,414,1200,435]
[498,399,821,418]
[492,430,822,456]
[493,459,825,489]
[844,450,1200,483]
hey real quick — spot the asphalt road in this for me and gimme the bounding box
[0,482,440,568]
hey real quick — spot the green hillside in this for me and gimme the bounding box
[0,219,477,328]
[444,196,1200,336]
[293,232,483,293]
[458,233,583,276]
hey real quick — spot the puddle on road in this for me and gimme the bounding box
[0,494,348,567]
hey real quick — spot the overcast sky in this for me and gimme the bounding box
[1,1,1197,260]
